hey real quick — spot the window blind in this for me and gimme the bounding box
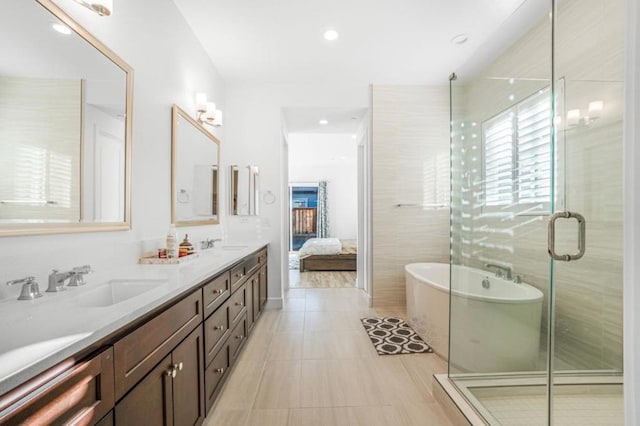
[482,88,551,208]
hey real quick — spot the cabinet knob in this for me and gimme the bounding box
[235,302,243,307]
[214,368,225,374]
[178,362,184,371]
[213,288,225,294]
[214,325,225,331]
[235,335,244,340]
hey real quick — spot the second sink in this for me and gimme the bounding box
[76,279,167,308]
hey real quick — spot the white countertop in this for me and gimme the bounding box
[0,241,268,396]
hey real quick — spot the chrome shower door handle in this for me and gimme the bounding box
[548,211,586,261]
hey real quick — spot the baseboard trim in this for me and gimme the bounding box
[265,297,283,309]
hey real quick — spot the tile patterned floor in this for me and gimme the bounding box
[204,287,453,426]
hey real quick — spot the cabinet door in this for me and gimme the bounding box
[252,274,260,322]
[0,348,115,426]
[246,275,254,332]
[172,327,206,426]
[259,265,267,308]
[115,353,174,426]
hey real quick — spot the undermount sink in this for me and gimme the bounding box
[76,279,166,308]
[220,245,248,251]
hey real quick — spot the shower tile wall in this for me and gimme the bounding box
[371,86,450,306]
[451,0,623,372]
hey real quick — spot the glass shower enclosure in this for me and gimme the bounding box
[448,0,624,424]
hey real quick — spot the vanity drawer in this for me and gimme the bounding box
[228,284,246,325]
[203,272,230,318]
[228,314,247,366]
[0,348,115,426]
[245,254,260,277]
[204,304,230,367]
[205,343,229,412]
[230,264,246,293]
[113,290,202,400]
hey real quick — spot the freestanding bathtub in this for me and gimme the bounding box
[406,263,544,373]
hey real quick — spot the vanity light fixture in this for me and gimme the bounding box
[195,93,223,127]
[73,0,113,16]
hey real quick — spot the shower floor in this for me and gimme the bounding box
[449,373,623,425]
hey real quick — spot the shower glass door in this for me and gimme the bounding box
[448,0,625,424]
[549,0,624,423]
[447,1,554,422]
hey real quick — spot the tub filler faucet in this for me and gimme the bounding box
[484,263,512,280]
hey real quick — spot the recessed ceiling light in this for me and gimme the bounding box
[319,119,329,125]
[52,23,72,35]
[450,34,468,45]
[323,30,339,41]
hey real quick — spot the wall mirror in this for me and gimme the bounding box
[230,165,260,216]
[172,105,220,226]
[0,0,133,236]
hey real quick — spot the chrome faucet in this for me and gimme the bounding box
[484,263,512,280]
[6,276,43,300]
[47,269,73,292]
[200,238,222,250]
[68,265,93,287]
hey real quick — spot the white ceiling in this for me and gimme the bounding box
[283,107,368,134]
[173,0,544,86]
[288,133,357,167]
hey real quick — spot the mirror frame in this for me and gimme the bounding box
[171,105,221,227]
[0,0,134,237]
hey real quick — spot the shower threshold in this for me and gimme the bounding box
[435,371,623,425]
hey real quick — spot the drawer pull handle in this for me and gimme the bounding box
[235,335,244,340]
[177,362,183,371]
[214,325,225,331]
[213,289,225,294]
[214,368,225,374]
[235,302,243,307]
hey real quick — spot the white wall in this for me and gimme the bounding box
[288,133,358,241]
[0,0,227,299]
[371,85,451,306]
[223,84,369,304]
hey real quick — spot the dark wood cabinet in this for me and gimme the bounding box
[115,327,204,426]
[204,304,230,366]
[204,344,229,412]
[0,245,267,426]
[113,291,202,400]
[0,348,115,426]
[172,327,206,426]
[259,265,268,309]
[252,273,260,323]
[115,353,173,426]
[203,272,230,318]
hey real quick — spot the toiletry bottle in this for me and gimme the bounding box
[166,225,178,258]
[180,234,194,257]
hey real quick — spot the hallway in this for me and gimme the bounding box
[205,287,452,425]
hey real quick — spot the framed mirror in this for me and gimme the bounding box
[0,0,133,236]
[230,165,260,216]
[172,105,220,226]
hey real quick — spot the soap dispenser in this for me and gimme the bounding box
[179,234,194,257]
[166,224,178,258]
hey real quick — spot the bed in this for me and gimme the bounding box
[298,238,357,272]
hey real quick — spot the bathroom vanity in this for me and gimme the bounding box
[0,244,268,425]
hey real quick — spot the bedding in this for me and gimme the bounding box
[298,238,342,257]
[298,238,357,272]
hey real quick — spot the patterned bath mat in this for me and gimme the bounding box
[360,317,433,355]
